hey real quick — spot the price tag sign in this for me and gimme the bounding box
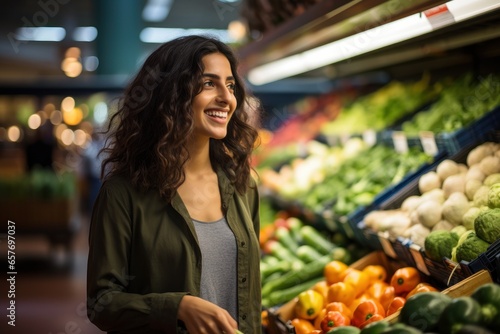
[378,232,398,259]
[409,244,431,276]
[419,131,439,156]
[363,129,377,147]
[392,131,409,154]
[424,4,456,30]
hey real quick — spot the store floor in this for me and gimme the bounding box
[0,213,105,334]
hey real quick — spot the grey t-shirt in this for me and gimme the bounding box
[193,217,238,321]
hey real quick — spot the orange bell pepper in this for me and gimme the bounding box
[359,314,385,329]
[320,310,350,332]
[344,269,371,296]
[327,282,356,306]
[351,299,385,328]
[366,281,390,302]
[390,267,421,295]
[295,289,324,320]
[362,265,387,282]
[312,280,330,306]
[325,301,353,320]
[291,318,316,334]
[386,296,406,317]
[324,260,349,285]
[405,282,438,299]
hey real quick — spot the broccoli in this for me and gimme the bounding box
[454,231,490,263]
[424,230,459,262]
[474,208,500,243]
[487,183,500,209]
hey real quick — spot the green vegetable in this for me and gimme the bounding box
[470,283,500,330]
[359,320,390,333]
[488,183,500,209]
[453,231,490,262]
[424,230,459,261]
[274,226,300,252]
[326,325,361,334]
[261,253,333,297]
[296,244,324,263]
[379,323,423,333]
[399,291,452,332]
[438,297,483,334]
[455,324,495,334]
[300,225,336,255]
[262,276,324,308]
[474,208,500,243]
[260,260,291,282]
[266,240,303,264]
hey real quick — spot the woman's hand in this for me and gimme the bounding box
[178,295,238,334]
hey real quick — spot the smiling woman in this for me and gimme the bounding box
[86,35,263,334]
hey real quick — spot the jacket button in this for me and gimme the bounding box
[241,314,247,320]
[241,241,246,247]
[242,277,246,283]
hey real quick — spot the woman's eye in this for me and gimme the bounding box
[227,83,236,91]
[204,81,215,87]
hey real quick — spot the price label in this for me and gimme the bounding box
[419,131,438,156]
[363,129,377,147]
[409,244,431,276]
[378,232,397,259]
[424,4,456,30]
[392,131,409,153]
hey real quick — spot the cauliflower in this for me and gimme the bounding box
[465,179,482,201]
[462,206,486,230]
[424,230,459,262]
[418,171,441,194]
[401,195,421,212]
[479,156,500,176]
[474,208,500,243]
[442,192,470,225]
[473,185,489,207]
[442,173,466,199]
[404,223,430,246]
[484,173,500,186]
[453,231,490,263]
[436,159,460,181]
[416,200,442,228]
[467,143,494,166]
[420,188,445,204]
[487,183,500,209]
[432,219,454,232]
[465,165,486,183]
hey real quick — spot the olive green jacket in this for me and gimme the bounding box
[87,170,262,333]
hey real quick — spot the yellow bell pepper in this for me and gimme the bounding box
[294,289,324,320]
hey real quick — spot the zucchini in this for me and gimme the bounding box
[274,226,300,252]
[262,276,324,307]
[300,225,336,255]
[296,244,324,263]
[261,253,332,297]
[261,260,291,281]
[286,217,303,243]
[266,240,303,264]
[261,255,280,266]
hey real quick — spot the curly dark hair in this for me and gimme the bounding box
[101,35,260,202]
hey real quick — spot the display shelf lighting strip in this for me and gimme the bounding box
[247,0,500,86]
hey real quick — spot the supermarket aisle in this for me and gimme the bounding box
[0,215,105,334]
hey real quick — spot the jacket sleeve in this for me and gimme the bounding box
[86,179,187,333]
[249,176,260,238]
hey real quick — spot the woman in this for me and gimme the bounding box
[87,35,262,334]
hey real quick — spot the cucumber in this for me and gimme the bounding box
[262,276,324,307]
[261,260,291,281]
[274,226,300,252]
[266,240,303,264]
[296,244,324,263]
[286,217,303,243]
[261,255,280,266]
[300,225,336,255]
[261,253,332,297]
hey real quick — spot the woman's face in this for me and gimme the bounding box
[191,52,237,140]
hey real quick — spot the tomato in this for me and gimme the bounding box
[351,299,385,328]
[386,296,406,317]
[295,289,325,320]
[343,269,370,297]
[324,260,349,285]
[405,282,438,299]
[320,310,350,332]
[327,282,356,306]
[291,318,316,334]
[362,265,387,282]
[325,301,353,320]
[390,267,421,295]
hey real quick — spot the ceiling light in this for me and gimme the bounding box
[248,0,500,85]
[142,0,173,22]
[72,26,98,42]
[140,28,234,43]
[15,27,65,42]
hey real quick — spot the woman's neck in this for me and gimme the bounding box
[184,138,213,175]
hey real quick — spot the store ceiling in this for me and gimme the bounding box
[0,0,243,80]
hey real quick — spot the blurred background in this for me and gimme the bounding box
[0,0,499,333]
